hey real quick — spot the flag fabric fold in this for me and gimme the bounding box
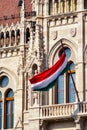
[29,53,68,91]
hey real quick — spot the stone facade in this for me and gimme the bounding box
[0,0,87,130]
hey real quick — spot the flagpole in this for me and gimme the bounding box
[61,41,80,102]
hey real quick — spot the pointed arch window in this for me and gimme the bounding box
[32,64,38,76]
[0,91,2,130]
[6,31,10,47]
[4,89,14,129]
[55,47,76,104]
[16,29,20,45]
[0,32,4,47]
[11,30,15,46]
[26,28,30,43]
[67,62,76,103]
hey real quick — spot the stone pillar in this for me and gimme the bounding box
[14,51,24,129]
[9,30,11,46]
[58,0,61,13]
[15,30,16,45]
[64,0,67,13]
[60,0,63,13]
[20,0,25,46]
[14,71,23,128]
[30,26,34,49]
[77,0,84,11]
[66,0,69,12]
[28,106,40,130]
[84,45,87,101]
[76,13,84,102]
[35,24,40,59]
[24,72,28,110]
[44,0,49,16]
[4,31,5,47]
[35,0,39,16]
[72,0,75,11]
[41,121,48,130]
[75,117,85,130]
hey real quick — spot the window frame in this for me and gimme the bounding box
[4,90,14,129]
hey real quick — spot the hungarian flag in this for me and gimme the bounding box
[29,53,68,91]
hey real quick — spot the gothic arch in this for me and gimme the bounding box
[0,67,18,91]
[48,38,77,67]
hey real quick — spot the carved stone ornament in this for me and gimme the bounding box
[51,31,57,40]
[70,28,76,37]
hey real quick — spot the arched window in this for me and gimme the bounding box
[6,31,10,47]
[0,91,2,129]
[11,30,15,46]
[49,0,53,15]
[32,64,38,76]
[0,32,4,47]
[68,62,76,103]
[55,47,76,104]
[16,29,20,45]
[4,89,14,129]
[26,28,30,43]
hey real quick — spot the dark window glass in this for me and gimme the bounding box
[0,102,2,129]
[0,76,9,87]
[26,28,30,43]
[59,47,71,59]
[68,62,75,103]
[5,89,14,129]
[58,74,64,104]
[56,48,76,104]
[84,0,87,9]
[0,92,2,98]
[6,31,9,38]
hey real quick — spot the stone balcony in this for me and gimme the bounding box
[24,101,87,124]
[39,102,87,120]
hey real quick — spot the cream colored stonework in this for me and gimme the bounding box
[1,0,87,130]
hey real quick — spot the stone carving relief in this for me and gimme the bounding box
[51,31,57,40]
[70,28,76,37]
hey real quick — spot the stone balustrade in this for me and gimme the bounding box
[39,102,87,119]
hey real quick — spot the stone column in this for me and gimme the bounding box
[30,26,34,49]
[72,0,76,11]
[58,0,60,13]
[24,72,28,110]
[4,31,5,47]
[20,0,25,46]
[14,70,24,128]
[66,0,69,12]
[35,0,39,16]
[75,117,85,130]
[9,30,11,46]
[41,121,48,130]
[44,0,49,16]
[76,13,84,102]
[77,0,84,11]
[28,106,40,130]
[64,0,67,13]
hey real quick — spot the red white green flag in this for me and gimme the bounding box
[29,53,68,91]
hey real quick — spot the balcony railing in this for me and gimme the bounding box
[40,102,87,120]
